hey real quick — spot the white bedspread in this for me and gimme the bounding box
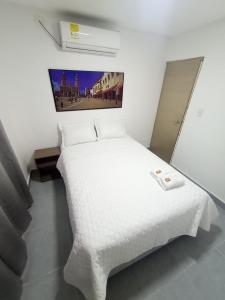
[57,137,218,300]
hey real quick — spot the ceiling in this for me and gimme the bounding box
[5,0,225,36]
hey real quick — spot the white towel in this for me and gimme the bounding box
[150,168,170,180]
[157,173,185,190]
[151,168,185,190]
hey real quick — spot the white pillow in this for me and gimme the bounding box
[95,120,127,140]
[59,122,97,148]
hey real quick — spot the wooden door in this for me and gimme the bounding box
[150,57,203,162]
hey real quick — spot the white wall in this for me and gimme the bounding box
[0,1,167,181]
[167,20,225,202]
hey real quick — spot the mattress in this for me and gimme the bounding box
[57,137,218,300]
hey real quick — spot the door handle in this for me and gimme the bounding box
[174,120,182,125]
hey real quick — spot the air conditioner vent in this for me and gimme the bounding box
[60,22,120,57]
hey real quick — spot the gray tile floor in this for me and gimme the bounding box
[21,175,225,300]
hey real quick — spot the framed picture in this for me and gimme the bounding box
[48,69,124,112]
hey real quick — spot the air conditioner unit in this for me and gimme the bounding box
[59,22,120,57]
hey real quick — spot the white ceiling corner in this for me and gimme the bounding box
[4,0,225,36]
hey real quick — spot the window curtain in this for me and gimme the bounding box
[0,121,33,208]
[0,120,33,300]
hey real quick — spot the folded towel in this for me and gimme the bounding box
[150,168,170,180]
[150,168,185,190]
[157,173,185,191]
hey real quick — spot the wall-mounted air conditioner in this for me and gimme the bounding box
[59,22,120,57]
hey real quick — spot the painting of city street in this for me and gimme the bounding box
[49,69,124,111]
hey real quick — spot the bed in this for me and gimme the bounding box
[57,135,218,300]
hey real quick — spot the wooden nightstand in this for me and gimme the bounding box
[34,147,61,182]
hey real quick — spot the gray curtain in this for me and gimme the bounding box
[0,121,33,208]
[0,207,27,275]
[0,260,22,300]
[0,163,31,233]
[0,120,33,300]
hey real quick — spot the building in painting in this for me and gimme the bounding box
[92,72,123,101]
[85,87,93,98]
[59,72,80,98]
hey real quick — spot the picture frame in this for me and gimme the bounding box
[48,69,124,111]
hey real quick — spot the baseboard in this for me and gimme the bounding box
[208,192,225,210]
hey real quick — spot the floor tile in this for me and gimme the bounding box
[185,249,225,300]
[22,217,72,283]
[29,178,66,205]
[167,236,197,269]
[22,269,83,300]
[22,175,225,300]
[139,289,165,300]
[27,188,69,233]
[159,271,204,300]
[217,240,225,258]
[107,244,188,300]
[168,209,225,266]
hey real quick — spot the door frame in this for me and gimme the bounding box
[150,56,204,163]
[170,57,204,162]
